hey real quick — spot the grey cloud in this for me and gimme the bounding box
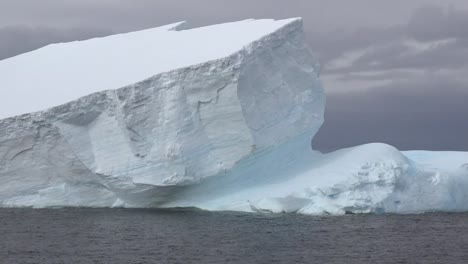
[313,76,468,152]
[381,42,468,70]
[306,26,406,66]
[331,39,468,74]
[408,5,468,41]
[0,26,111,60]
[333,70,421,83]
[316,5,468,74]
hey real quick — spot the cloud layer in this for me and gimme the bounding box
[311,5,468,151]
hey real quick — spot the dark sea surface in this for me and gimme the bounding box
[0,208,467,264]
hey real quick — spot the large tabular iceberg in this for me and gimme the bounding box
[0,18,467,214]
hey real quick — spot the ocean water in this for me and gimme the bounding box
[1,208,467,264]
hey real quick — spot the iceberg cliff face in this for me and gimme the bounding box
[0,18,467,214]
[0,18,325,207]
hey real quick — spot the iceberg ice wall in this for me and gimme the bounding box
[0,18,467,214]
[0,18,325,207]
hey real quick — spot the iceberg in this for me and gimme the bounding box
[0,18,467,214]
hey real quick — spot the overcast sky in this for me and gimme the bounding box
[1,0,467,151]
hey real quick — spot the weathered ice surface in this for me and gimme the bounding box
[0,18,325,207]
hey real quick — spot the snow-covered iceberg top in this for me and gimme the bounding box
[0,18,299,119]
